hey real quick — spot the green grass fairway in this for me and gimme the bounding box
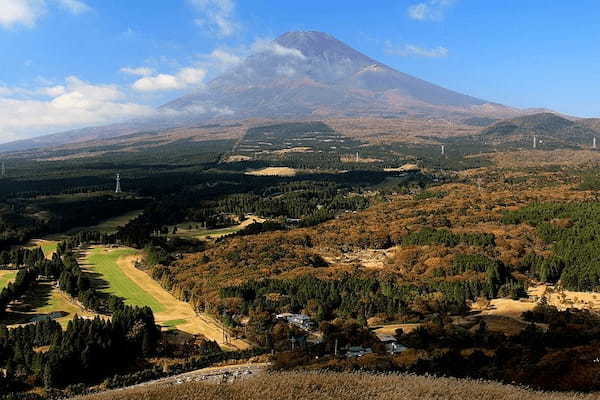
[85,248,165,312]
[0,270,17,289]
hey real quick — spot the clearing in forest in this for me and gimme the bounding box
[27,240,59,258]
[82,246,251,350]
[43,209,144,240]
[245,167,297,176]
[82,247,164,312]
[0,270,17,289]
[171,215,265,240]
[3,280,98,328]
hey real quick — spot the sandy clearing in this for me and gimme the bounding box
[178,314,251,351]
[372,323,422,335]
[481,298,537,319]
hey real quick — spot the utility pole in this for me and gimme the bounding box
[441,145,445,156]
[356,152,359,162]
[533,135,537,149]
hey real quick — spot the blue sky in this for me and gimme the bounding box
[1,0,599,142]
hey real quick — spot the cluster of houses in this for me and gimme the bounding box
[275,313,316,331]
[342,334,407,358]
[274,313,408,358]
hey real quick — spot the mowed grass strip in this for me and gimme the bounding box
[0,270,17,289]
[85,248,164,312]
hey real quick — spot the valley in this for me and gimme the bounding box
[2,23,600,400]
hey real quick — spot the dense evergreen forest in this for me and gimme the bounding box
[503,201,600,291]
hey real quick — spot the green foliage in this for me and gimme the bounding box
[401,228,495,247]
[504,202,600,290]
[414,191,447,201]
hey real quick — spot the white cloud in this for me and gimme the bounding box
[0,0,46,29]
[0,77,154,142]
[120,67,155,77]
[407,0,455,21]
[56,0,90,14]
[40,85,66,97]
[251,39,306,59]
[189,0,239,37]
[132,67,207,92]
[0,0,90,30]
[385,42,449,58]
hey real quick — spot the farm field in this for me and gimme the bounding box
[0,270,17,289]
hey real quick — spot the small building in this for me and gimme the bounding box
[275,313,315,331]
[376,333,408,354]
[344,346,373,358]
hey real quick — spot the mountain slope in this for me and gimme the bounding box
[0,31,522,153]
[162,31,513,119]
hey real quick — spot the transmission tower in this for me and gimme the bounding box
[533,135,537,149]
[115,173,122,193]
[441,145,445,155]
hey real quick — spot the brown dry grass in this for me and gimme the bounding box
[245,167,297,176]
[76,371,598,400]
[326,117,481,144]
[491,150,600,168]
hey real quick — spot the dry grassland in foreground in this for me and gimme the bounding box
[77,371,597,400]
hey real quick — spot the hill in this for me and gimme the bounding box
[76,371,597,400]
[480,113,599,148]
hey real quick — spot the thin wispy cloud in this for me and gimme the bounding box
[56,0,91,15]
[120,67,155,77]
[189,0,239,37]
[0,0,90,29]
[385,42,449,58]
[407,0,456,21]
